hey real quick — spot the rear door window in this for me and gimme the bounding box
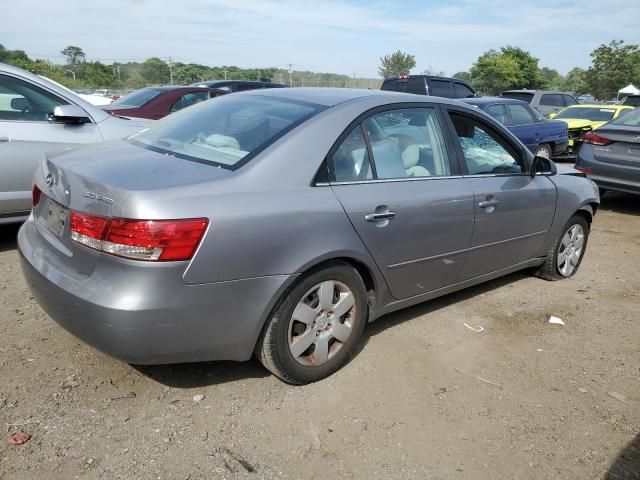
[453,82,474,98]
[170,91,210,113]
[540,94,564,107]
[328,125,374,182]
[485,104,508,124]
[405,77,426,94]
[429,80,453,97]
[364,108,451,179]
[563,95,578,106]
[506,104,535,126]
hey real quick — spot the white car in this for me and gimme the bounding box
[1,63,150,224]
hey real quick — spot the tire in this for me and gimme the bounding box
[534,214,589,281]
[256,264,368,384]
[534,143,552,159]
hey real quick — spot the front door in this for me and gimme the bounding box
[443,109,557,280]
[326,106,475,300]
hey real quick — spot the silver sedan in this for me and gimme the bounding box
[19,88,600,384]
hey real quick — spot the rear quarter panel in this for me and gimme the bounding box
[541,173,599,256]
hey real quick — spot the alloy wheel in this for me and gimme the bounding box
[557,224,585,277]
[288,280,356,366]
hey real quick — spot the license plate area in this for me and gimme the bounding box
[45,200,68,238]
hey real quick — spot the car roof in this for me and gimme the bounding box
[463,96,528,106]
[502,89,573,95]
[238,87,458,107]
[385,74,467,83]
[562,104,631,109]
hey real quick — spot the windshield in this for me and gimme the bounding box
[609,108,640,127]
[129,94,325,169]
[112,88,162,107]
[554,107,616,121]
[501,92,534,103]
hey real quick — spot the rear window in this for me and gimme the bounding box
[381,79,397,91]
[112,88,162,107]
[129,95,325,170]
[501,91,534,103]
[405,77,426,94]
[554,107,616,121]
[453,82,474,98]
[609,108,640,126]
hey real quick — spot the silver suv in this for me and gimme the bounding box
[501,90,578,117]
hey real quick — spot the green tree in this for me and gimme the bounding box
[499,45,544,89]
[141,57,170,85]
[378,50,416,78]
[452,71,472,82]
[539,67,563,89]
[586,40,640,100]
[60,46,85,66]
[562,67,589,95]
[469,50,521,95]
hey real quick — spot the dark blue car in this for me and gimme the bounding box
[463,97,568,158]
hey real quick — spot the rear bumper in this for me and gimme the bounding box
[18,218,296,364]
[576,148,640,195]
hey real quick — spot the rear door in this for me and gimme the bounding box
[505,103,541,152]
[0,73,103,217]
[327,105,475,299]
[442,108,557,279]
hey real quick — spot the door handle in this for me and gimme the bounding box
[0,135,9,143]
[365,212,396,222]
[478,199,499,208]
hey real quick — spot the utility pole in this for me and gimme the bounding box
[286,64,293,86]
[167,57,174,85]
[223,67,228,80]
[353,73,356,88]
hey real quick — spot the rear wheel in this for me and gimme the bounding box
[257,264,368,384]
[534,215,589,281]
[534,143,552,159]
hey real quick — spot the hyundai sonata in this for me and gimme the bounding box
[19,88,599,384]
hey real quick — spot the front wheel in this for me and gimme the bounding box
[257,264,368,384]
[534,143,552,159]
[534,215,589,281]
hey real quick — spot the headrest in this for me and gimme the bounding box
[401,144,420,168]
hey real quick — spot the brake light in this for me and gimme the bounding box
[103,218,208,261]
[574,167,592,175]
[70,211,109,250]
[32,184,42,207]
[69,211,208,261]
[583,132,613,146]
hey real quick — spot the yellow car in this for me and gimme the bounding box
[549,104,635,155]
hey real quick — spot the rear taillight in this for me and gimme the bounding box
[584,132,613,146]
[32,184,41,207]
[69,211,208,262]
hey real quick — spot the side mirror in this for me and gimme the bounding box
[50,105,91,124]
[11,97,30,111]
[532,155,557,176]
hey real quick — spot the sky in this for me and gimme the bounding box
[3,0,640,78]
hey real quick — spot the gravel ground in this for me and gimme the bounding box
[0,192,638,480]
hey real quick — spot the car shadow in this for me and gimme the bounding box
[0,223,20,253]
[604,433,640,480]
[599,191,640,216]
[133,358,270,388]
[137,271,530,388]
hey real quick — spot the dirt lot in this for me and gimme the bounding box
[0,193,638,480]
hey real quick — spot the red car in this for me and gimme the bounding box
[102,86,227,120]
